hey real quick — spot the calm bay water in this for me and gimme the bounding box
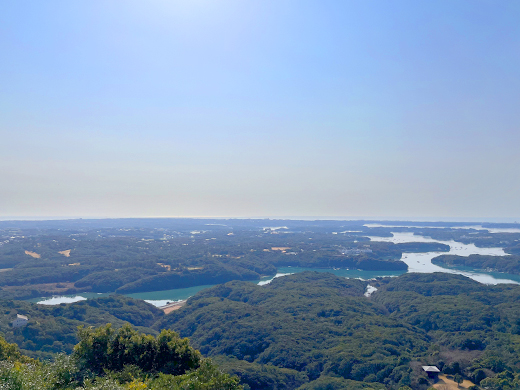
[31,285,215,306]
[368,232,519,284]
[31,231,520,306]
[27,292,109,305]
[257,267,404,286]
[125,284,215,306]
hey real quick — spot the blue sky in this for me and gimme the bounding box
[1,1,519,220]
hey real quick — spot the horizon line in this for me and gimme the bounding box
[0,216,518,224]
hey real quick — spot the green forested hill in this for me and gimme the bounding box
[157,272,429,389]
[0,324,242,390]
[3,272,520,389]
[157,272,520,390]
[0,295,163,360]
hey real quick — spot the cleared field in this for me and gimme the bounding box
[434,374,475,390]
[160,300,187,314]
[25,250,41,258]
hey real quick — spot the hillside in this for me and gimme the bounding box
[2,271,520,389]
[157,272,520,390]
[0,324,242,390]
[0,295,163,360]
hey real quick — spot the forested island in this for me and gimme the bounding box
[432,254,520,275]
[396,242,450,253]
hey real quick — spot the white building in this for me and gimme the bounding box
[12,314,28,328]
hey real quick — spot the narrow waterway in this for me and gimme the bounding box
[368,232,519,284]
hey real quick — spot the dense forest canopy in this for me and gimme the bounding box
[3,271,520,389]
[159,272,520,389]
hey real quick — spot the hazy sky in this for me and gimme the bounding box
[1,1,519,220]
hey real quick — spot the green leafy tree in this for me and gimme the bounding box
[473,369,486,384]
[0,336,33,364]
[0,329,242,390]
[74,323,201,376]
[454,374,463,387]
[150,359,242,390]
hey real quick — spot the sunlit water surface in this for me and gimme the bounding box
[368,232,518,284]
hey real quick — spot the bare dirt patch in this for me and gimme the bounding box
[25,250,41,258]
[157,263,171,271]
[59,249,71,257]
[161,300,187,314]
[271,247,291,251]
[434,374,475,390]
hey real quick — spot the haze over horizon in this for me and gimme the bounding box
[2,1,519,220]
[1,216,519,224]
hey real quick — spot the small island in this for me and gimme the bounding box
[396,242,451,253]
[432,254,520,275]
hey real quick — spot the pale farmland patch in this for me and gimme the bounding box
[25,250,41,258]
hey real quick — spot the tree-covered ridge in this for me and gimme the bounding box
[3,272,520,389]
[157,272,429,389]
[431,254,520,275]
[0,324,242,390]
[0,295,164,360]
[372,273,520,389]
[157,272,520,390]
